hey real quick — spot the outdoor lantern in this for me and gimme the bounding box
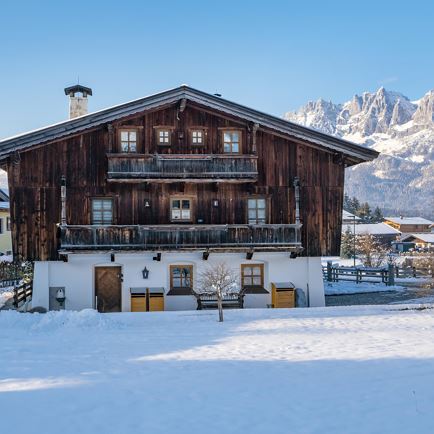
[144,199,151,208]
[142,267,150,279]
[55,288,66,307]
[212,199,219,207]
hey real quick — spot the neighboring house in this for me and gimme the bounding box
[342,210,361,225]
[384,216,433,233]
[343,222,401,246]
[0,85,378,312]
[398,233,434,250]
[0,189,12,255]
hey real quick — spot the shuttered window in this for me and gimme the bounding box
[92,199,113,225]
[248,198,266,224]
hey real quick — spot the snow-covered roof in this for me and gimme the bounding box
[385,216,433,225]
[0,201,9,210]
[400,233,434,243]
[342,210,361,221]
[343,222,401,235]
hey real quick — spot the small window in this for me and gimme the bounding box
[120,130,137,152]
[191,129,205,145]
[92,198,113,225]
[248,198,266,224]
[169,265,193,295]
[6,217,11,231]
[223,130,241,153]
[171,198,192,222]
[0,218,3,234]
[241,264,265,292]
[157,129,171,146]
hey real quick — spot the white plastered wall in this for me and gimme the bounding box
[31,252,325,311]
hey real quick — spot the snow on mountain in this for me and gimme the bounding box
[285,87,434,218]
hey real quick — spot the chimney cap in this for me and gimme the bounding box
[64,84,93,97]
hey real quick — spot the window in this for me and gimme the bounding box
[169,265,193,295]
[170,197,192,222]
[6,217,11,231]
[241,264,267,293]
[120,130,137,152]
[91,198,113,225]
[0,218,3,234]
[248,198,266,224]
[157,129,171,146]
[191,129,205,145]
[223,130,241,153]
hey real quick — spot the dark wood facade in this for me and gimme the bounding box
[4,97,350,261]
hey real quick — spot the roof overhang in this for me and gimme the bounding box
[0,85,379,164]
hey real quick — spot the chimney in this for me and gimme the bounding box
[64,84,92,119]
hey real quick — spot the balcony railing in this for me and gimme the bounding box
[59,224,302,252]
[106,154,258,182]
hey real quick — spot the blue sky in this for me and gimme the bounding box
[1,0,433,138]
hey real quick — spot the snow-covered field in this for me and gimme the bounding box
[1,307,434,434]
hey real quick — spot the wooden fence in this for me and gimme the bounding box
[323,262,433,285]
[13,281,33,308]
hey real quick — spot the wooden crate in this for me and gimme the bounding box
[271,283,295,308]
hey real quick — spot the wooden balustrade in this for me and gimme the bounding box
[59,224,302,252]
[107,154,258,182]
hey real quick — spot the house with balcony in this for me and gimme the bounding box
[0,85,378,312]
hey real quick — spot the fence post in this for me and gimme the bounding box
[327,261,332,282]
[388,264,395,287]
[395,266,399,278]
[412,266,416,278]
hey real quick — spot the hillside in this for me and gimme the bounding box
[285,87,434,218]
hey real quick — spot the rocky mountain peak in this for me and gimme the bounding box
[283,88,434,218]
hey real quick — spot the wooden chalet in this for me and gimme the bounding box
[0,85,378,312]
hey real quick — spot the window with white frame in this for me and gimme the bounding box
[248,198,266,224]
[120,130,137,152]
[157,129,171,146]
[223,130,241,153]
[191,129,205,145]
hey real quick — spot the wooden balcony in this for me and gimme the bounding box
[106,154,258,183]
[59,224,302,252]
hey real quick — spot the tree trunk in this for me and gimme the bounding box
[217,289,224,322]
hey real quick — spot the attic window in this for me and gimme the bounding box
[157,129,171,146]
[191,130,205,145]
[120,130,137,152]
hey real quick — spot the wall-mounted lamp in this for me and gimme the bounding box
[60,253,68,263]
[246,250,254,260]
[212,199,219,208]
[55,288,66,307]
[153,253,161,262]
[202,250,210,261]
[290,252,297,259]
[142,267,149,279]
[144,199,151,208]
[111,252,115,262]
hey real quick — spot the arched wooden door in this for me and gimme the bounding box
[95,266,122,312]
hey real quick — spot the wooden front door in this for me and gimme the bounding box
[95,266,122,312]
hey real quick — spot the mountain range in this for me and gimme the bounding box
[284,87,434,219]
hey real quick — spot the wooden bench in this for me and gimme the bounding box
[195,293,244,310]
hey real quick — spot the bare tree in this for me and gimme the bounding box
[355,234,387,268]
[197,262,239,322]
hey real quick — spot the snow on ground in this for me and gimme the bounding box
[0,287,13,308]
[1,307,434,434]
[324,281,405,295]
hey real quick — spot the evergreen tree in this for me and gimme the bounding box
[350,197,360,214]
[372,206,384,223]
[343,193,351,211]
[340,226,355,259]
